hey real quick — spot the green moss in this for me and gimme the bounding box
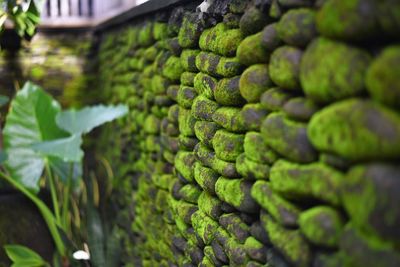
[179,184,202,204]
[143,46,158,61]
[236,153,270,180]
[200,255,214,266]
[263,214,311,267]
[243,236,267,262]
[212,107,246,133]
[212,155,240,178]
[217,56,243,77]
[192,96,220,122]
[168,104,180,123]
[180,72,196,86]
[163,56,184,81]
[178,135,199,151]
[260,87,293,111]
[251,181,300,227]
[377,1,400,37]
[239,64,272,103]
[261,23,282,51]
[239,103,269,131]
[143,114,160,134]
[317,0,379,41]
[194,72,218,99]
[194,121,220,148]
[193,162,219,195]
[277,8,316,47]
[178,13,205,48]
[219,213,250,243]
[30,65,45,80]
[198,192,222,220]
[237,32,269,66]
[153,22,169,40]
[194,142,216,168]
[215,76,245,106]
[138,22,154,46]
[308,98,400,160]
[174,151,197,183]
[299,206,344,248]
[366,46,400,108]
[177,86,197,108]
[244,132,278,164]
[215,177,258,213]
[196,52,243,78]
[223,13,241,29]
[212,129,244,162]
[239,6,270,36]
[260,112,317,163]
[174,200,198,225]
[180,49,200,72]
[203,246,220,266]
[178,107,197,136]
[300,38,371,103]
[270,159,344,205]
[342,163,400,244]
[152,174,174,190]
[269,46,302,90]
[228,0,248,13]
[155,189,170,211]
[167,85,179,101]
[283,97,318,121]
[151,75,170,94]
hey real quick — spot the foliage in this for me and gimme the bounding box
[4,245,49,267]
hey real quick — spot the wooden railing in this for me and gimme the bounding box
[40,0,140,28]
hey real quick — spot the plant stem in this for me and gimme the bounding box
[62,163,73,231]
[46,162,61,225]
[0,170,66,256]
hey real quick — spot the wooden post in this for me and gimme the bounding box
[70,0,79,17]
[50,0,59,17]
[60,0,70,17]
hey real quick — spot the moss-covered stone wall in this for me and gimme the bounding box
[97,0,400,266]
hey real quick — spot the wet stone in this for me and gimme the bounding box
[178,135,199,151]
[269,46,303,90]
[240,6,270,36]
[299,206,344,248]
[277,8,317,47]
[212,129,245,162]
[270,160,344,206]
[198,191,222,220]
[193,162,219,195]
[261,23,282,51]
[239,64,273,103]
[212,107,246,133]
[244,131,279,164]
[283,97,318,121]
[261,112,317,163]
[219,213,250,243]
[308,99,400,160]
[237,32,270,66]
[236,153,270,180]
[342,163,400,243]
[239,103,269,131]
[194,121,220,147]
[194,72,217,99]
[300,38,371,103]
[177,86,198,108]
[366,46,400,108]
[215,76,246,106]
[260,88,293,112]
[215,177,259,213]
[251,181,301,227]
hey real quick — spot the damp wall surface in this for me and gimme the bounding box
[95,0,400,266]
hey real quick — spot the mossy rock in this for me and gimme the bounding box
[317,0,379,41]
[250,221,270,246]
[261,112,317,163]
[163,56,185,81]
[215,177,259,213]
[178,135,199,151]
[342,163,400,244]
[178,13,206,48]
[366,46,400,108]
[164,37,183,56]
[212,107,246,133]
[194,142,216,168]
[194,120,220,147]
[198,191,222,220]
[223,13,241,29]
[212,154,241,178]
[153,22,169,40]
[191,210,219,245]
[178,107,197,136]
[179,184,202,204]
[211,239,229,264]
[194,162,219,195]
[181,49,200,72]
[173,200,198,225]
[308,98,400,160]
[260,87,293,112]
[278,0,312,7]
[339,224,400,267]
[212,129,244,162]
[237,32,269,66]
[177,86,197,108]
[215,76,245,106]
[243,237,268,263]
[240,6,270,36]
[138,22,154,46]
[236,153,270,180]
[224,237,249,265]
[154,95,174,107]
[194,72,218,99]
[244,131,279,164]
[313,252,346,267]
[269,0,283,19]
[204,246,223,266]
[143,46,158,61]
[196,52,243,78]
[192,96,220,122]
[174,151,197,183]
[219,213,250,244]
[155,189,170,211]
[277,8,316,47]
[270,160,344,205]
[239,103,269,131]
[181,72,197,86]
[239,64,273,103]
[144,114,160,134]
[260,23,282,51]
[251,181,301,227]
[168,104,180,123]
[299,206,344,248]
[263,214,311,267]
[300,38,371,103]
[283,97,318,121]
[377,0,400,38]
[269,46,302,90]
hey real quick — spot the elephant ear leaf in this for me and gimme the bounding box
[4,244,48,267]
[2,82,67,193]
[56,104,128,135]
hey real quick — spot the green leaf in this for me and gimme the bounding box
[3,82,68,192]
[4,245,47,267]
[56,104,128,135]
[31,134,83,162]
[48,158,82,185]
[0,94,9,107]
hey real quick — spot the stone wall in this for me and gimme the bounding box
[96,0,400,266]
